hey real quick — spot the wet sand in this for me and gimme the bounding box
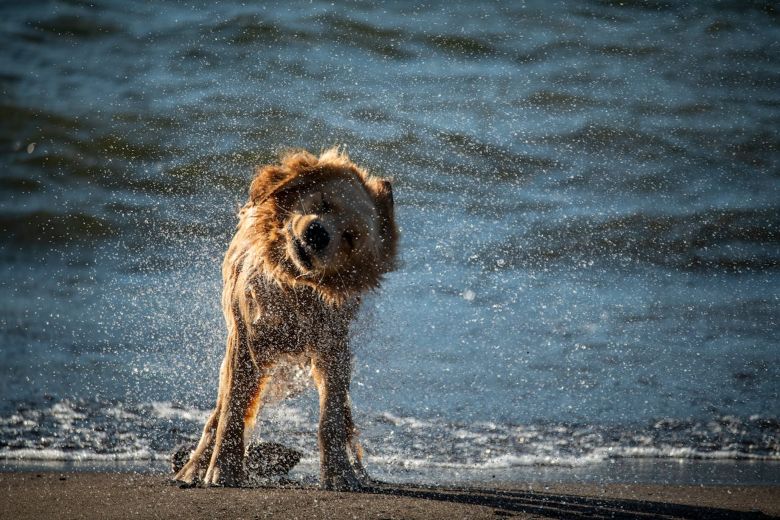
[0,472,776,519]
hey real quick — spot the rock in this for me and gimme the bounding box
[170,444,193,474]
[245,441,302,478]
[170,441,302,478]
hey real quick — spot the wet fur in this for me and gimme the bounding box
[174,148,397,490]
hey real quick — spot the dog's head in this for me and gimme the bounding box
[246,148,398,303]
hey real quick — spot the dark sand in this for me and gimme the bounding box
[1,472,777,519]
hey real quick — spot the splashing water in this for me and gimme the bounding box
[1,1,778,484]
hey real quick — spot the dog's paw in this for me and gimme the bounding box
[203,459,246,487]
[353,467,377,487]
[321,470,363,492]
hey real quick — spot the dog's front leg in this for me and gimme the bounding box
[173,403,221,485]
[311,348,362,491]
[201,335,263,487]
[172,319,264,487]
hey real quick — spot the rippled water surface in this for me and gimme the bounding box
[1,1,778,483]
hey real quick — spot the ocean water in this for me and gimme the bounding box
[1,1,778,485]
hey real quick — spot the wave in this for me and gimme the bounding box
[1,400,777,469]
[0,448,164,462]
[0,211,115,244]
[474,208,780,271]
[536,123,687,156]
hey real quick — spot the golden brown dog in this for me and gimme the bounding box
[174,148,398,490]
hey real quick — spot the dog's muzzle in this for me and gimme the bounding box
[303,221,330,252]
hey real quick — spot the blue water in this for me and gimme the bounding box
[1,1,778,483]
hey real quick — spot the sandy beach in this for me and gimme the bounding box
[1,472,777,519]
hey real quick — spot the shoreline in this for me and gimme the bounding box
[2,457,779,486]
[1,472,777,519]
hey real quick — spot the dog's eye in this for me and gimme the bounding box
[316,193,331,213]
[342,230,356,250]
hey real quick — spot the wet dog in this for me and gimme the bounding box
[174,148,398,490]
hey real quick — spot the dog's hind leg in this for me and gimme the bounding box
[311,347,362,491]
[242,369,270,447]
[344,402,372,484]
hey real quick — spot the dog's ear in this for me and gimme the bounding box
[250,151,320,204]
[373,179,394,208]
[368,178,399,269]
[249,165,297,205]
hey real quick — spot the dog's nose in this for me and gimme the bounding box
[303,221,330,252]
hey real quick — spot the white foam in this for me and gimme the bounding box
[50,402,87,431]
[0,414,37,428]
[379,412,436,429]
[0,448,166,462]
[595,446,780,461]
[367,451,606,469]
[149,401,209,423]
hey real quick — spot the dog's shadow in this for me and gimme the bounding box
[170,445,770,519]
[359,481,772,520]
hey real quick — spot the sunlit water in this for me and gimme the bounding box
[1,1,778,484]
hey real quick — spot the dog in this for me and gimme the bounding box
[174,148,398,490]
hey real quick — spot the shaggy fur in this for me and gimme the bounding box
[173,148,398,490]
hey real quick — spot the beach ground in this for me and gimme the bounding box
[0,472,777,519]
